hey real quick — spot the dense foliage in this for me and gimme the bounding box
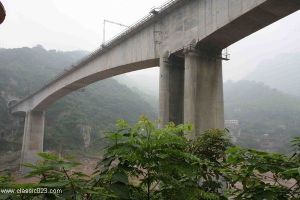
[0,118,299,199]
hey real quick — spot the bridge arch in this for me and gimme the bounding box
[18,59,158,113]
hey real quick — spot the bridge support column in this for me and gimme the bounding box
[159,52,184,126]
[20,110,45,173]
[184,48,224,139]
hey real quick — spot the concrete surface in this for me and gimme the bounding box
[20,111,45,173]
[159,52,184,126]
[184,47,224,139]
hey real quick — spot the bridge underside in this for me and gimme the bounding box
[160,48,224,139]
[197,0,300,51]
[11,0,300,173]
[35,59,159,111]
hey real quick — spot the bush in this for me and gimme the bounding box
[0,117,299,199]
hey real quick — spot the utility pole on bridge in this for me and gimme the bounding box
[102,19,129,46]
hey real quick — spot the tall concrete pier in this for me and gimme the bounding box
[20,111,45,172]
[160,47,224,137]
[183,48,224,139]
[9,0,300,171]
[159,52,184,126]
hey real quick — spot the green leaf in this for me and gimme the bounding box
[109,182,130,199]
[39,180,69,187]
[111,171,128,184]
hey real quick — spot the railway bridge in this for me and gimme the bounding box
[9,0,300,172]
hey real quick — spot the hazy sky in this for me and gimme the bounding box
[1,0,300,83]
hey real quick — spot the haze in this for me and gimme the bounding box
[1,0,300,88]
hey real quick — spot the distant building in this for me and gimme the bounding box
[225,120,241,143]
[225,120,239,130]
[0,1,5,24]
[260,134,274,152]
[79,124,92,148]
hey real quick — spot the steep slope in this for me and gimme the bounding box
[224,80,300,152]
[0,46,157,168]
[0,45,88,97]
[246,52,300,96]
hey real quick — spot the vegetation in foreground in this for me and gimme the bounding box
[0,117,299,200]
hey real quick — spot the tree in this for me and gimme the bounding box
[93,117,230,200]
[0,117,299,200]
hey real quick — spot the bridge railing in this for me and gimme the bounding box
[11,0,184,108]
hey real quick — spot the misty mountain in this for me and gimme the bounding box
[0,45,89,97]
[245,52,300,97]
[0,46,157,168]
[116,74,159,113]
[116,73,159,97]
[224,80,300,152]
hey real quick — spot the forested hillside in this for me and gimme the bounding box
[0,46,157,169]
[240,53,300,151]
[246,52,300,97]
[224,80,300,152]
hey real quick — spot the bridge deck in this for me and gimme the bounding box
[11,0,300,114]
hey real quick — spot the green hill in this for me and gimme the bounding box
[224,80,300,152]
[0,46,157,164]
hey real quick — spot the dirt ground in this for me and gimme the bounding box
[12,157,99,184]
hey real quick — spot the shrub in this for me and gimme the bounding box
[0,117,299,199]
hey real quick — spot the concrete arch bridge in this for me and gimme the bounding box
[9,0,300,171]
